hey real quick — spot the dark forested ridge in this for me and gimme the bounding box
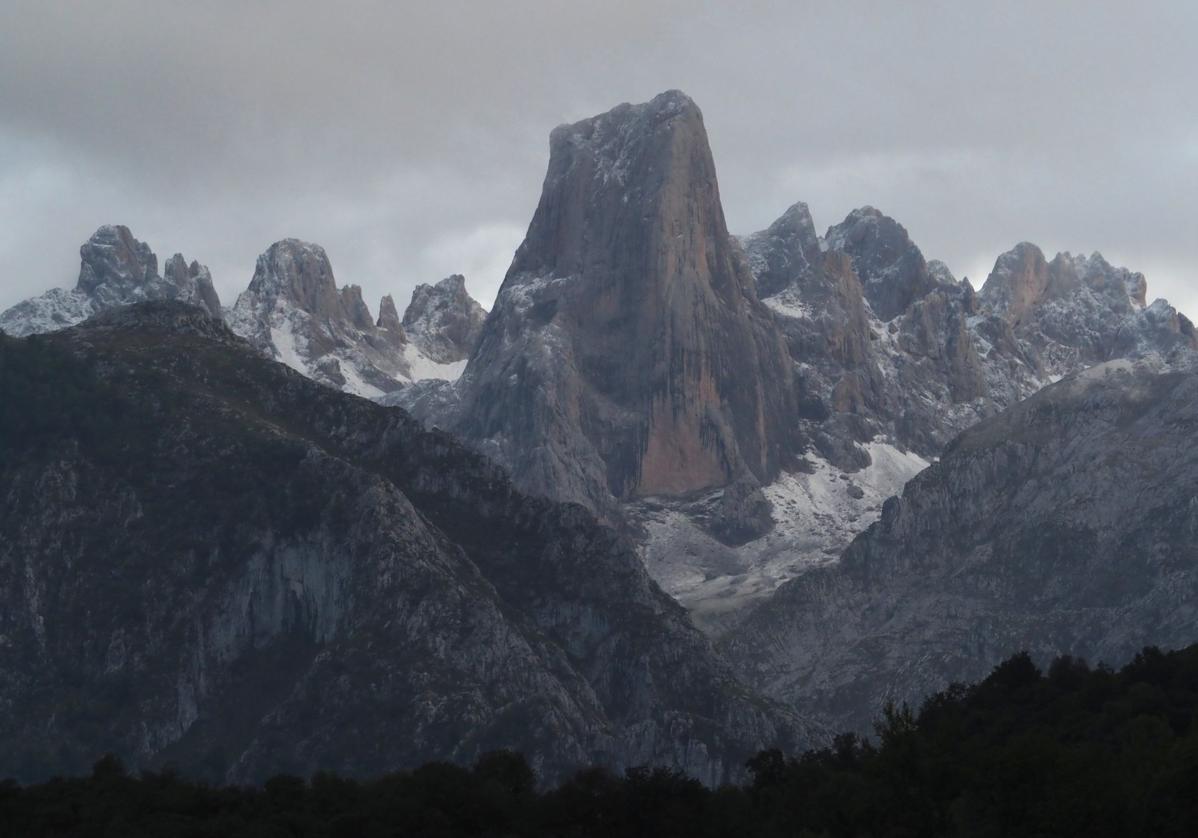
[0,303,805,785]
[5,646,1198,837]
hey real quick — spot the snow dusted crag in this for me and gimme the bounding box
[401,274,486,372]
[1,227,486,397]
[0,225,221,337]
[742,202,1198,468]
[227,240,483,397]
[979,243,1197,377]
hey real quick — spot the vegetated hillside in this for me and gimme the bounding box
[4,646,1198,837]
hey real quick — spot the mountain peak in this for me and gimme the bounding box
[162,253,222,318]
[77,224,159,297]
[377,294,403,333]
[401,274,485,364]
[0,225,221,338]
[824,206,938,321]
[449,92,800,508]
[742,202,823,299]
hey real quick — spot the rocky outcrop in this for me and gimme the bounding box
[0,225,222,336]
[376,294,404,336]
[402,274,487,364]
[226,240,475,396]
[1,228,487,395]
[824,207,946,322]
[744,203,997,465]
[410,90,801,516]
[746,202,1196,468]
[724,357,1198,733]
[163,254,222,320]
[0,301,813,785]
[979,244,1198,375]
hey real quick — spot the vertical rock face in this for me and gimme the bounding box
[978,242,1052,327]
[401,274,487,364]
[0,225,222,336]
[450,90,801,511]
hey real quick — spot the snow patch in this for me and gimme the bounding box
[269,318,309,375]
[403,343,467,382]
[633,442,930,631]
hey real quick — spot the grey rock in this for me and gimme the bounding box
[979,244,1198,375]
[824,207,946,322]
[402,274,487,364]
[227,239,414,395]
[226,241,486,395]
[0,225,222,336]
[163,253,223,319]
[724,357,1198,733]
[376,293,405,340]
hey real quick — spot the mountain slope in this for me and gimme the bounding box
[0,302,810,785]
[723,356,1198,732]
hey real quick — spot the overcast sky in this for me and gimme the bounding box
[1,1,1195,319]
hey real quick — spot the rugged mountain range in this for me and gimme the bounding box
[1,229,489,396]
[723,356,1198,733]
[4,93,1191,630]
[0,301,809,785]
[745,202,1197,469]
[3,87,1196,772]
[0,225,222,336]
[388,91,1196,624]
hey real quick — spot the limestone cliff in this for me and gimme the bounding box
[442,91,801,513]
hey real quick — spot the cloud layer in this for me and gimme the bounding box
[1,0,1195,317]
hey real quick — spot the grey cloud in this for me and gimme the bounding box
[1,0,1195,319]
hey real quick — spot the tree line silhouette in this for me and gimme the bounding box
[4,646,1198,836]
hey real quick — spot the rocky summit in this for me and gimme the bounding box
[0,301,812,785]
[2,226,491,397]
[743,201,1197,466]
[0,225,222,337]
[227,239,480,396]
[401,90,802,521]
[402,274,487,366]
